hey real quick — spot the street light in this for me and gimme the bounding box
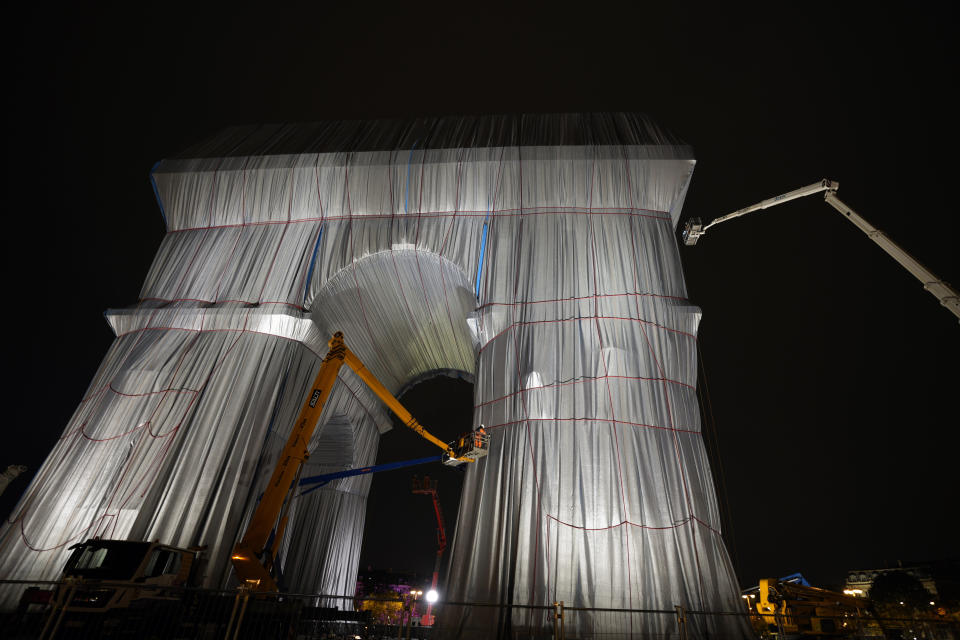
[425,589,438,603]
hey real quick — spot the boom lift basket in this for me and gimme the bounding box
[443,429,491,466]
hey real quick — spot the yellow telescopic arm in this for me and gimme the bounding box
[230,332,347,590]
[342,347,460,458]
[230,331,469,591]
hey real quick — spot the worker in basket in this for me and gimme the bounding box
[474,425,487,449]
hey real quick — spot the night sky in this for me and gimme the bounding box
[3,4,957,592]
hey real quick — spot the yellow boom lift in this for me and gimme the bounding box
[230,331,489,591]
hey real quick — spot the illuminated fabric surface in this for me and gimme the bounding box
[0,114,748,637]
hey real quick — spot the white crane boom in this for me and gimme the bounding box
[682,179,960,322]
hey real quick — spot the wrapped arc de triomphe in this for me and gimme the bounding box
[0,114,749,637]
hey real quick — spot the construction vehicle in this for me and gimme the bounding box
[230,331,488,591]
[31,540,208,639]
[747,575,875,638]
[682,178,960,322]
[47,539,204,612]
[36,331,488,615]
[410,474,446,626]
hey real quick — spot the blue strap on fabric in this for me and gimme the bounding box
[475,221,488,299]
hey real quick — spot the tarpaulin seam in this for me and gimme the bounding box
[83,376,195,440]
[588,151,634,615]
[628,210,707,608]
[113,327,326,359]
[164,207,672,233]
[345,155,400,389]
[389,247,420,336]
[112,425,181,537]
[314,156,327,221]
[632,235,707,606]
[8,414,84,522]
[106,383,201,398]
[545,514,721,537]
[478,290,690,308]
[412,143,449,368]
[104,323,214,521]
[404,141,418,215]
[255,166,296,303]
[212,156,252,302]
[436,145,467,330]
[512,143,552,604]
[475,373,694,409]
[478,316,697,354]
[484,417,700,435]
[79,305,169,405]
[13,317,285,553]
[386,146,423,342]
[171,228,212,299]
[301,224,324,307]
[477,146,506,338]
[137,297,308,311]
[79,419,157,442]
[170,154,228,297]
[479,350,695,404]
[545,513,693,532]
[18,516,102,552]
[245,365,292,523]
[298,156,328,308]
[241,159,248,225]
[112,325,249,526]
[211,226,247,303]
[93,318,206,516]
[691,515,723,536]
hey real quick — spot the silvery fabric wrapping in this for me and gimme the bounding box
[0,114,749,637]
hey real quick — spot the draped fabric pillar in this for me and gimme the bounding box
[442,201,746,637]
[0,114,750,637]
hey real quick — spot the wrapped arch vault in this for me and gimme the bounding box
[0,114,749,637]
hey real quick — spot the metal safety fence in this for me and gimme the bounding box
[1,579,958,639]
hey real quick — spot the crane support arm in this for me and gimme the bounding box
[823,191,960,320]
[231,332,348,590]
[230,331,471,591]
[341,347,465,459]
[683,179,960,322]
[297,455,443,497]
[699,179,835,236]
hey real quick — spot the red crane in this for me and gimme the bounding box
[411,474,446,626]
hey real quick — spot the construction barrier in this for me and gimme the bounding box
[2,579,958,639]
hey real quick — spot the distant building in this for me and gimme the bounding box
[356,567,427,598]
[356,567,434,627]
[845,564,939,598]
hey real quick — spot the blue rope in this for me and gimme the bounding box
[298,455,443,498]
